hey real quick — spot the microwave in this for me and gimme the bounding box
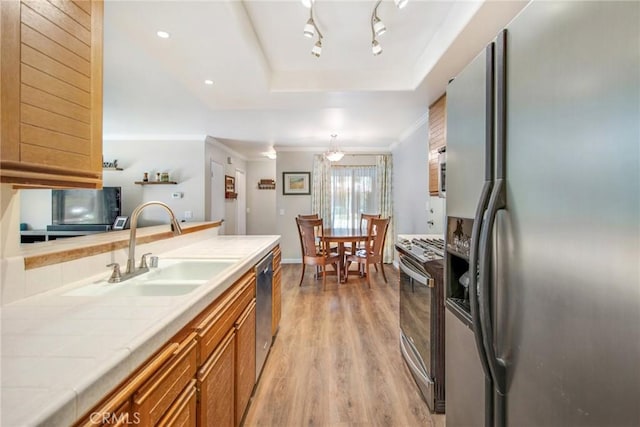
[438,148,446,198]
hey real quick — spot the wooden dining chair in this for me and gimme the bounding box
[296,217,342,290]
[346,213,381,256]
[344,217,390,288]
[297,214,319,219]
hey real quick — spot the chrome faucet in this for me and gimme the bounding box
[124,201,183,278]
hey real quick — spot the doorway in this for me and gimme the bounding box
[235,169,246,235]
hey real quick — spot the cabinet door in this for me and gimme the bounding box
[197,329,235,427]
[156,380,197,427]
[133,333,198,426]
[272,266,282,336]
[0,0,103,188]
[235,300,256,426]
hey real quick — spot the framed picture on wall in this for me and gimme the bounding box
[282,172,311,195]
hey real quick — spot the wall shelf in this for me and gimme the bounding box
[103,167,123,171]
[134,181,177,185]
[258,179,275,190]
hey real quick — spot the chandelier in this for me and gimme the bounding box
[325,134,344,162]
[302,0,408,58]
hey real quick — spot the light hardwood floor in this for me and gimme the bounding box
[243,263,446,427]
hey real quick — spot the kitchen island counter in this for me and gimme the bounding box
[1,234,280,426]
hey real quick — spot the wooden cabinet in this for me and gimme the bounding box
[235,301,256,426]
[156,380,197,427]
[272,245,282,336]
[133,333,198,426]
[0,0,103,188]
[197,330,235,427]
[428,95,446,196]
[75,265,261,427]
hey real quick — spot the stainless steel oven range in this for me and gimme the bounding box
[396,236,445,413]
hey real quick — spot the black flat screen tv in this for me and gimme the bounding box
[52,187,121,226]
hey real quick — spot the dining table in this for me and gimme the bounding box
[322,227,371,282]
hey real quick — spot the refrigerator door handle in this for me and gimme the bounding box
[469,180,493,377]
[478,178,507,397]
[469,41,497,384]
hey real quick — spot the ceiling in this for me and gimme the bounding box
[102,0,527,160]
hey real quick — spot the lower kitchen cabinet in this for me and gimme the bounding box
[235,300,256,425]
[197,330,235,427]
[74,258,267,427]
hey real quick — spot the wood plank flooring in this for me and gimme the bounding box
[243,263,446,427]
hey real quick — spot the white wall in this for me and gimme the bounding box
[20,189,51,230]
[276,151,314,262]
[392,119,431,235]
[246,160,277,235]
[102,139,206,226]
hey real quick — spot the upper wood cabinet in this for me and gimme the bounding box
[428,95,446,196]
[0,0,103,188]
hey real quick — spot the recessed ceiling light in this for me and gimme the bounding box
[156,31,170,39]
[204,80,214,85]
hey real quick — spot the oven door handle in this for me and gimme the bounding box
[399,258,433,288]
[400,334,434,385]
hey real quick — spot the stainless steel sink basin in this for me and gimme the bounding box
[63,258,239,297]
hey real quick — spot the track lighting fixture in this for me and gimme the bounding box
[303,2,323,57]
[301,0,408,57]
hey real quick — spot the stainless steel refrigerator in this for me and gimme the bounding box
[444,1,640,426]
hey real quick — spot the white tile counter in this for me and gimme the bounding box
[1,235,280,426]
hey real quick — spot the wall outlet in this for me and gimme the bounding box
[184,211,192,219]
[279,209,285,216]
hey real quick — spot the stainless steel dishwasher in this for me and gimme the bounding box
[255,252,273,381]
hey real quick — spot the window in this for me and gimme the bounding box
[330,166,378,228]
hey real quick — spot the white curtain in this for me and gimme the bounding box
[312,154,394,263]
[377,154,394,263]
[311,155,332,225]
[330,166,377,229]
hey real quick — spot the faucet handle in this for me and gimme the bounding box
[106,263,122,283]
[139,253,153,269]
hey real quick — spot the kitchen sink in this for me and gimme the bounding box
[63,258,239,297]
[144,259,238,281]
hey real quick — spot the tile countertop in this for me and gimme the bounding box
[1,235,280,426]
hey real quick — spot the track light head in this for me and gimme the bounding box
[371,39,382,56]
[373,17,386,37]
[394,0,408,9]
[303,18,315,38]
[311,39,322,57]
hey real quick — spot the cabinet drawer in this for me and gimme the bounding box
[133,333,198,426]
[195,272,255,364]
[156,379,197,427]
